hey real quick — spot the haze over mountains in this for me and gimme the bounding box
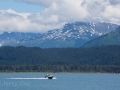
[0,22,119,48]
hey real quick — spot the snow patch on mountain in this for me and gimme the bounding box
[0,22,119,48]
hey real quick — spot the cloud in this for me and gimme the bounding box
[0,0,120,33]
[0,9,64,33]
[109,0,120,5]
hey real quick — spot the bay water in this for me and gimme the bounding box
[0,73,120,90]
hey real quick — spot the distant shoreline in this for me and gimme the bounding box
[0,65,120,73]
[0,71,119,74]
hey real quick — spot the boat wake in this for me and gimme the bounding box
[6,77,57,80]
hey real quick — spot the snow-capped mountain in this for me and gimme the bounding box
[0,22,119,48]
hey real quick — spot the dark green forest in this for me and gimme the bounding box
[0,45,120,73]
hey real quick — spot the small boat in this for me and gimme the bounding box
[45,74,53,79]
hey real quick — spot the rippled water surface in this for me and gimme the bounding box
[0,73,120,90]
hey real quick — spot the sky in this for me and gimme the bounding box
[0,0,120,33]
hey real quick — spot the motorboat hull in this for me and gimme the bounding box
[48,76,53,79]
[45,74,53,79]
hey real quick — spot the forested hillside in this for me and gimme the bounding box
[83,26,120,47]
[0,46,120,73]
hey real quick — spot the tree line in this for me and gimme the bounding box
[0,65,120,73]
[0,45,120,73]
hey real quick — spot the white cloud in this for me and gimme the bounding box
[0,9,64,33]
[0,0,120,33]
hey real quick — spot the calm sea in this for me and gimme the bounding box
[0,73,120,90]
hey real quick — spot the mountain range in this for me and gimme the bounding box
[0,22,119,48]
[0,32,41,46]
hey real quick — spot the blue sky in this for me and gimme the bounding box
[0,0,44,13]
[0,0,120,33]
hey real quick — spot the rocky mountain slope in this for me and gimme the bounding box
[0,22,119,48]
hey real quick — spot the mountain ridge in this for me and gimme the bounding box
[83,26,120,47]
[0,22,119,48]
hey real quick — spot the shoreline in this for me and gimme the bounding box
[0,71,119,74]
